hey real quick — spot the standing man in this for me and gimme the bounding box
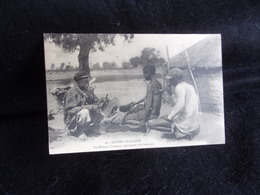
[147,68,200,140]
[64,71,102,138]
[121,65,163,132]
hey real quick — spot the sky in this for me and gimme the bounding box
[44,34,210,69]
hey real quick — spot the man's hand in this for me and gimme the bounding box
[134,104,144,113]
[98,97,106,104]
[98,96,109,108]
[167,114,173,121]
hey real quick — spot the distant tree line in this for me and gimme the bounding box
[47,47,166,72]
[92,47,166,70]
[47,62,79,73]
[91,62,118,70]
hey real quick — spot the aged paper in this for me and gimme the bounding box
[44,34,225,154]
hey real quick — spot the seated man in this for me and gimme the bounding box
[121,65,163,132]
[147,68,200,140]
[64,71,103,137]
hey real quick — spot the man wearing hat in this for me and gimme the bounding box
[63,71,102,137]
[147,68,200,140]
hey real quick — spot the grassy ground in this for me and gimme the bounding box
[46,69,225,154]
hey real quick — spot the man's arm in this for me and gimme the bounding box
[65,90,98,115]
[142,85,153,122]
[81,88,100,111]
[131,98,144,105]
[168,85,186,120]
[82,104,99,111]
[64,92,82,115]
[83,94,99,111]
[84,93,100,111]
[87,87,99,103]
[93,92,99,103]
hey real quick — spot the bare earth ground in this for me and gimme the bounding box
[46,70,225,154]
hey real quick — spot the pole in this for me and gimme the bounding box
[161,45,172,106]
[183,47,201,112]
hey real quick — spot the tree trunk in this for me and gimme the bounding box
[78,41,92,75]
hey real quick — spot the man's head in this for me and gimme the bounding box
[165,68,184,86]
[74,71,90,91]
[143,65,156,80]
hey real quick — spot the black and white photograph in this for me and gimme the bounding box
[44,33,225,154]
[2,0,259,193]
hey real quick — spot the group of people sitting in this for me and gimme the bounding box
[62,64,200,140]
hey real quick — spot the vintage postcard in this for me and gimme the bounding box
[44,33,225,154]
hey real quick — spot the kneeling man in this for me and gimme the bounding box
[64,72,102,137]
[148,68,200,139]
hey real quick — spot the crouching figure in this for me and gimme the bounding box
[147,68,200,140]
[64,72,103,137]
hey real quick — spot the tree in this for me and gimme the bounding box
[140,47,165,67]
[50,63,55,71]
[65,65,73,71]
[111,62,118,69]
[129,56,141,68]
[60,63,65,70]
[44,33,134,75]
[102,61,118,69]
[129,47,165,68]
[103,62,110,69]
[122,61,131,69]
[141,48,157,61]
[92,63,101,70]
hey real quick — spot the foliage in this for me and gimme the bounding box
[50,63,55,70]
[129,56,142,68]
[92,63,101,70]
[103,61,118,69]
[129,47,165,68]
[122,61,131,69]
[65,65,73,71]
[60,63,65,70]
[47,62,74,72]
[44,33,134,53]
